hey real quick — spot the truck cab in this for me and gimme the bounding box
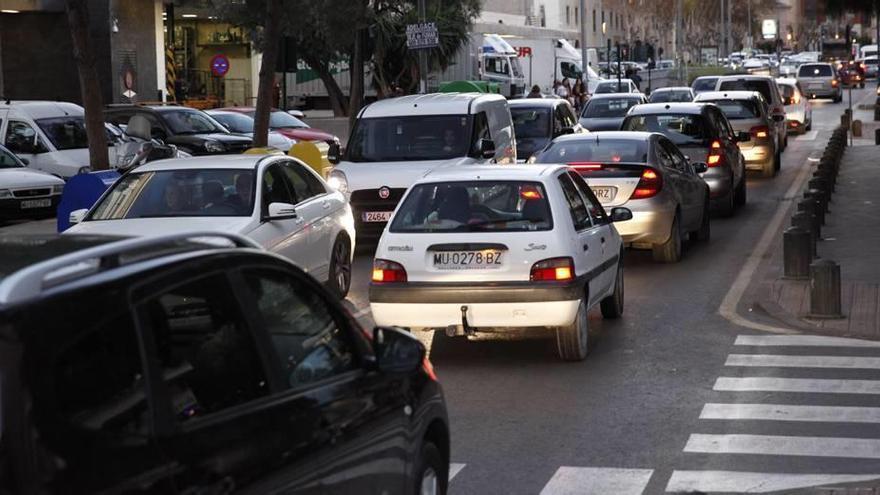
[327,92,516,243]
[479,34,526,98]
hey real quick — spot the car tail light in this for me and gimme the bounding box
[706,140,724,168]
[632,167,663,197]
[792,92,801,105]
[530,257,575,282]
[520,184,544,200]
[372,259,407,283]
[832,79,839,87]
[750,125,770,139]
[568,162,604,171]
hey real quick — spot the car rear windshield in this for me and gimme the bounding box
[390,181,552,233]
[89,169,255,220]
[212,113,254,133]
[35,117,90,150]
[582,97,641,118]
[511,108,551,139]
[649,90,693,103]
[798,64,833,77]
[535,138,648,164]
[718,79,773,104]
[692,78,718,92]
[703,99,761,120]
[622,113,707,146]
[594,82,630,94]
[346,115,473,162]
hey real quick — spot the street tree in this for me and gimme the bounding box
[65,0,109,171]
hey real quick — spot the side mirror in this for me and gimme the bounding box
[479,138,496,159]
[692,162,709,174]
[264,202,297,221]
[327,142,341,165]
[69,208,88,225]
[736,131,751,142]
[609,207,633,222]
[772,114,785,123]
[373,326,425,374]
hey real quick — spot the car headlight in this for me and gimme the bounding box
[327,169,349,193]
[52,184,65,195]
[78,166,91,175]
[205,141,226,153]
[0,189,12,199]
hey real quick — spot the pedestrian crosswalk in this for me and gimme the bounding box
[447,334,880,494]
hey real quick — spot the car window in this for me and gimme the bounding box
[653,140,676,170]
[4,121,44,154]
[282,162,325,203]
[561,103,578,127]
[53,311,150,442]
[471,111,491,155]
[799,64,832,77]
[347,114,472,162]
[263,163,295,209]
[714,109,735,138]
[142,274,269,423]
[0,146,23,168]
[568,171,608,224]
[558,173,592,230]
[511,108,551,139]
[704,99,762,120]
[718,79,773,104]
[582,97,639,118]
[660,138,688,171]
[34,117,90,150]
[622,113,707,146]
[692,78,718,92]
[161,110,225,135]
[243,269,358,389]
[535,138,649,164]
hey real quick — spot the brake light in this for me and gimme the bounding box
[792,92,801,105]
[569,162,604,171]
[520,185,543,200]
[832,79,839,87]
[706,140,724,168]
[530,257,575,282]
[751,125,770,139]
[371,259,407,283]
[632,167,663,198]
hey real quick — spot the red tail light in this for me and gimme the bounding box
[706,140,724,168]
[750,125,770,139]
[632,167,663,198]
[568,162,604,171]
[372,259,407,283]
[832,79,839,87]
[530,257,575,282]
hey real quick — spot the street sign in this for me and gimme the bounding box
[210,54,230,77]
[406,22,439,50]
[762,19,777,40]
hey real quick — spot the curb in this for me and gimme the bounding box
[752,281,826,333]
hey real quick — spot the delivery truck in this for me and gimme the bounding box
[438,33,526,98]
[504,38,601,94]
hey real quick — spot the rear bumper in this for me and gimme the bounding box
[805,88,840,98]
[615,206,675,245]
[741,144,774,170]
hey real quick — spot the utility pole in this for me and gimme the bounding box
[747,0,753,51]
[580,0,589,94]
[719,0,725,59]
[418,0,427,94]
[727,0,733,55]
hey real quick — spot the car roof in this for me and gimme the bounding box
[626,102,706,115]
[652,87,692,92]
[360,93,505,118]
[597,79,634,85]
[775,78,798,86]
[553,130,654,142]
[0,235,124,285]
[586,93,643,100]
[508,99,564,109]
[717,74,775,82]
[133,154,272,172]
[693,75,719,80]
[0,101,84,119]
[695,90,763,101]
[419,164,567,182]
[106,105,202,113]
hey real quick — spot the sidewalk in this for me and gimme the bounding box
[760,119,880,339]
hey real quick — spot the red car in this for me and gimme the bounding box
[215,107,340,146]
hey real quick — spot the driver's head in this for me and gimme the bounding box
[443,129,457,146]
[164,182,185,210]
[235,173,253,201]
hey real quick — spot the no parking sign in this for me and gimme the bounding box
[210,54,230,77]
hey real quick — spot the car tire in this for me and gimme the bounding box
[806,119,812,131]
[734,177,747,207]
[556,297,589,361]
[414,441,448,495]
[327,236,352,299]
[652,214,682,263]
[693,198,711,242]
[600,260,624,319]
[717,184,735,217]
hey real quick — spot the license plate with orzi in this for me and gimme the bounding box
[591,186,617,203]
[433,250,503,270]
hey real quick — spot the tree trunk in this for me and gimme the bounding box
[253,0,282,148]
[66,0,109,171]
[348,27,364,130]
[304,54,348,116]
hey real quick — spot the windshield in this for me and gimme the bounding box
[346,115,472,162]
[511,108,551,139]
[798,64,833,77]
[535,138,648,164]
[692,78,718,92]
[595,82,630,94]
[0,147,24,168]
[34,117,90,150]
[390,181,552,233]
[510,57,524,78]
[623,113,707,146]
[649,91,693,103]
[582,97,640,118]
[704,100,761,120]
[212,113,254,133]
[252,111,309,129]
[89,169,255,220]
[718,80,773,104]
[161,110,226,135]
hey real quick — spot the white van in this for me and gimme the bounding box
[0,101,118,178]
[326,92,516,242]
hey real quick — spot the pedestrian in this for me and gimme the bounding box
[631,69,643,90]
[572,78,585,111]
[527,84,543,98]
[556,78,570,100]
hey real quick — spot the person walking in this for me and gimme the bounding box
[555,78,570,100]
[527,84,543,98]
[572,78,585,112]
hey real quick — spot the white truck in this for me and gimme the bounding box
[438,33,526,98]
[504,38,601,95]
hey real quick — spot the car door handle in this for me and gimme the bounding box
[583,244,589,251]
[322,200,331,209]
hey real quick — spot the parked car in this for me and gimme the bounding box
[714,75,788,151]
[327,92,516,243]
[621,102,748,215]
[0,143,65,220]
[105,105,253,156]
[648,87,696,103]
[578,93,647,131]
[0,101,121,178]
[860,56,878,78]
[742,58,771,75]
[593,79,641,94]
[206,110,295,151]
[369,165,630,361]
[0,232,449,495]
[64,154,356,297]
[694,91,780,178]
[532,132,710,262]
[691,76,720,96]
[796,63,842,102]
[840,61,865,88]
[213,106,339,147]
[776,78,813,134]
[509,98,585,161]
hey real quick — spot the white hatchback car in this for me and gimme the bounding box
[369,165,632,361]
[65,154,356,297]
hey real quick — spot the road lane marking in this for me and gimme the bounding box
[666,470,880,493]
[725,354,880,369]
[449,463,465,481]
[684,433,880,459]
[795,130,819,141]
[735,334,880,347]
[540,467,654,495]
[700,403,880,423]
[714,377,880,394]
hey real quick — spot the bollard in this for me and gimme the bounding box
[875,96,880,121]
[840,113,850,127]
[809,259,843,318]
[876,128,880,145]
[852,120,862,137]
[808,179,830,207]
[804,190,826,223]
[783,227,812,279]
[797,199,822,235]
[791,211,817,257]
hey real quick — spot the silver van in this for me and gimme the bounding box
[796,63,842,102]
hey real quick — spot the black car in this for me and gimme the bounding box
[0,233,449,495]
[578,93,648,131]
[105,105,253,155]
[508,98,585,160]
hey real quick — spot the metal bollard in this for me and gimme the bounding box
[784,227,812,279]
[809,259,843,318]
[852,120,863,137]
[797,199,822,235]
[805,186,828,213]
[840,114,850,127]
[804,191,826,224]
[791,211,817,257]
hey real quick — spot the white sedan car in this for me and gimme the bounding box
[0,143,65,220]
[368,165,632,361]
[65,154,356,297]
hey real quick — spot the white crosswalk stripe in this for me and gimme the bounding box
[684,433,880,459]
[666,471,880,493]
[725,353,880,369]
[714,376,880,394]
[448,463,466,481]
[540,467,654,495]
[734,334,880,348]
[700,403,880,423]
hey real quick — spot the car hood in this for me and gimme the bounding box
[274,127,336,143]
[515,137,551,160]
[66,216,256,238]
[0,168,65,188]
[578,117,625,131]
[333,157,480,191]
